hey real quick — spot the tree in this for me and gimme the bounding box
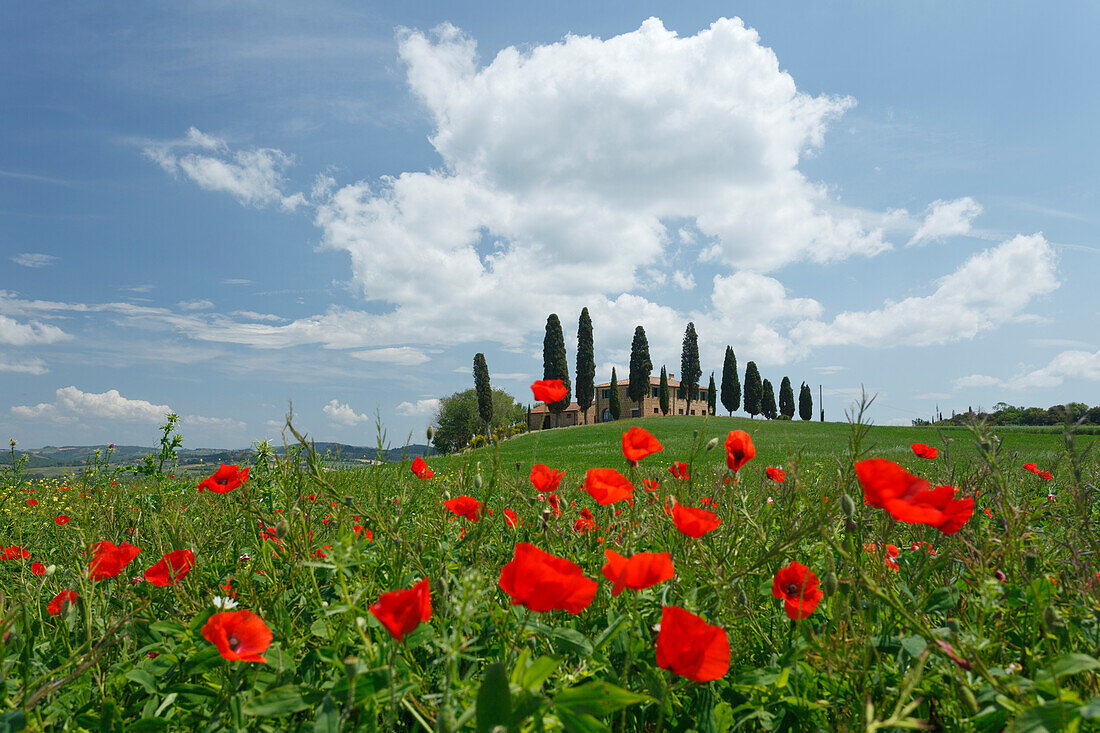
[575,307,595,424]
[707,373,717,416]
[608,367,621,420]
[473,353,492,439]
[778,376,795,419]
[720,346,740,416]
[799,382,813,421]
[432,388,525,454]
[761,379,777,419]
[744,361,762,419]
[628,326,653,417]
[659,365,670,415]
[680,322,702,415]
[543,314,571,415]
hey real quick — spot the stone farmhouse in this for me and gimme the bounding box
[527,374,713,430]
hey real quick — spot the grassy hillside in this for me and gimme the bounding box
[424,414,1091,485]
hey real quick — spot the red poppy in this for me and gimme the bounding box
[911,443,938,460]
[655,606,730,682]
[765,467,786,482]
[1,546,29,561]
[1038,470,1054,480]
[54,515,71,525]
[26,498,38,507]
[504,508,520,528]
[88,540,141,581]
[201,610,273,663]
[622,427,663,463]
[31,562,46,575]
[47,589,78,616]
[671,503,722,538]
[856,459,973,532]
[197,464,249,494]
[411,456,434,479]
[583,468,634,505]
[369,578,431,642]
[917,485,974,534]
[498,543,597,614]
[573,508,597,534]
[530,464,566,493]
[530,379,568,404]
[772,562,824,620]
[865,543,901,571]
[1023,462,1039,474]
[699,497,715,507]
[353,524,373,541]
[724,431,755,472]
[642,479,661,492]
[144,549,196,587]
[601,550,674,596]
[444,496,482,522]
[668,462,690,481]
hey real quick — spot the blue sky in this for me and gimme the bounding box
[2,2,1098,448]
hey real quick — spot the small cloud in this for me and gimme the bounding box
[396,398,441,416]
[672,272,696,290]
[953,374,1004,390]
[908,197,983,246]
[221,278,253,285]
[230,310,285,322]
[123,284,155,293]
[913,392,952,400]
[11,386,171,422]
[11,253,58,268]
[322,399,370,426]
[177,299,215,311]
[349,347,430,366]
[0,354,48,375]
[813,366,847,375]
[0,315,70,346]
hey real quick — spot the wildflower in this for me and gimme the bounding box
[1023,462,1039,474]
[855,459,973,534]
[655,606,730,682]
[668,462,689,481]
[670,503,721,538]
[583,468,635,505]
[212,595,238,609]
[766,496,774,504]
[724,430,755,472]
[26,499,38,507]
[1038,470,1054,480]
[54,515,71,525]
[865,543,901,571]
[765,467,786,482]
[529,464,565,493]
[622,427,663,463]
[601,550,674,596]
[144,549,196,587]
[911,443,938,460]
[699,497,715,507]
[410,456,433,479]
[353,525,373,541]
[444,496,482,522]
[642,479,660,492]
[31,562,45,576]
[498,543,597,614]
[1,547,30,561]
[201,610,273,663]
[47,589,78,616]
[772,562,824,620]
[197,465,249,494]
[504,508,520,528]
[530,379,568,404]
[88,540,141,581]
[573,508,597,534]
[910,542,937,556]
[369,578,431,642]
[984,508,993,518]
[547,493,562,517]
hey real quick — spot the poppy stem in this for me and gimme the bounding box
[506,607,531,668]
[386,641,400,729]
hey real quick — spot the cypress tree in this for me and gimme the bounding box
[761,379,777,419]
[628,326,653,417]
[473,353,492,439]
[779,376,795,419]
[542,314,571,415]
[707,373,717,416]
[744,361,762,419]
[659,365,670,415]
[608,367,621,420]
[720,346,740,416]
[680,322,702,415]
[799,382,813,421]
[575,307,595,424]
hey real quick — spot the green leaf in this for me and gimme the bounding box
[1081,697,1100,720]
[125,668,157,694]
[924,586,959,614]
[547,627,593,657]
[0,710,26,733]
[900,635,928,658]
[1051,654,1100,679]
[126,721,170,733]
[313,695,339,733]
[1008,701,1081,732]
[593,613,630,652]
[554,681,649,717]
[154,692,177,717]
[476,662,511,733]
[242,685,311,717]
[182,645,224,674]
[310,619,332,639]
[149,620,185,636]
[555,707,611,733]
[519,655,562,692]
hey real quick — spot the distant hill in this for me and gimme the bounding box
[2,442,429,470]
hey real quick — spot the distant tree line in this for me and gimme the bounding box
[931,402,1100,427]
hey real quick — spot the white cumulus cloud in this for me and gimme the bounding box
[396,398,441,416]
[12,386,172,422]
[11,253,59,268]
[908,197,983,246]
[0,315,70,346]
[349,347,430,365]
[322,399,370,426]
[0,354,48,375]
[955,349,1100,391]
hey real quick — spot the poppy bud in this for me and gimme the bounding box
[960,684,979,714]
[541,507,552,527]
[344,495,355,506]
[705,437,719,451]
[994,568,1007,583]
[840,494,855,517]
[426,426,434,441]
[474,474,483,489]
[823,572,839,597]
[515,462,522,472]
[845,520,857,533]
[344,656,360,677]
[274,519,290,539]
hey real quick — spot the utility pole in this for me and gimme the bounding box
[819,384,824,422]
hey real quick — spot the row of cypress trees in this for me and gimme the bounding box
[537,311,814,423]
